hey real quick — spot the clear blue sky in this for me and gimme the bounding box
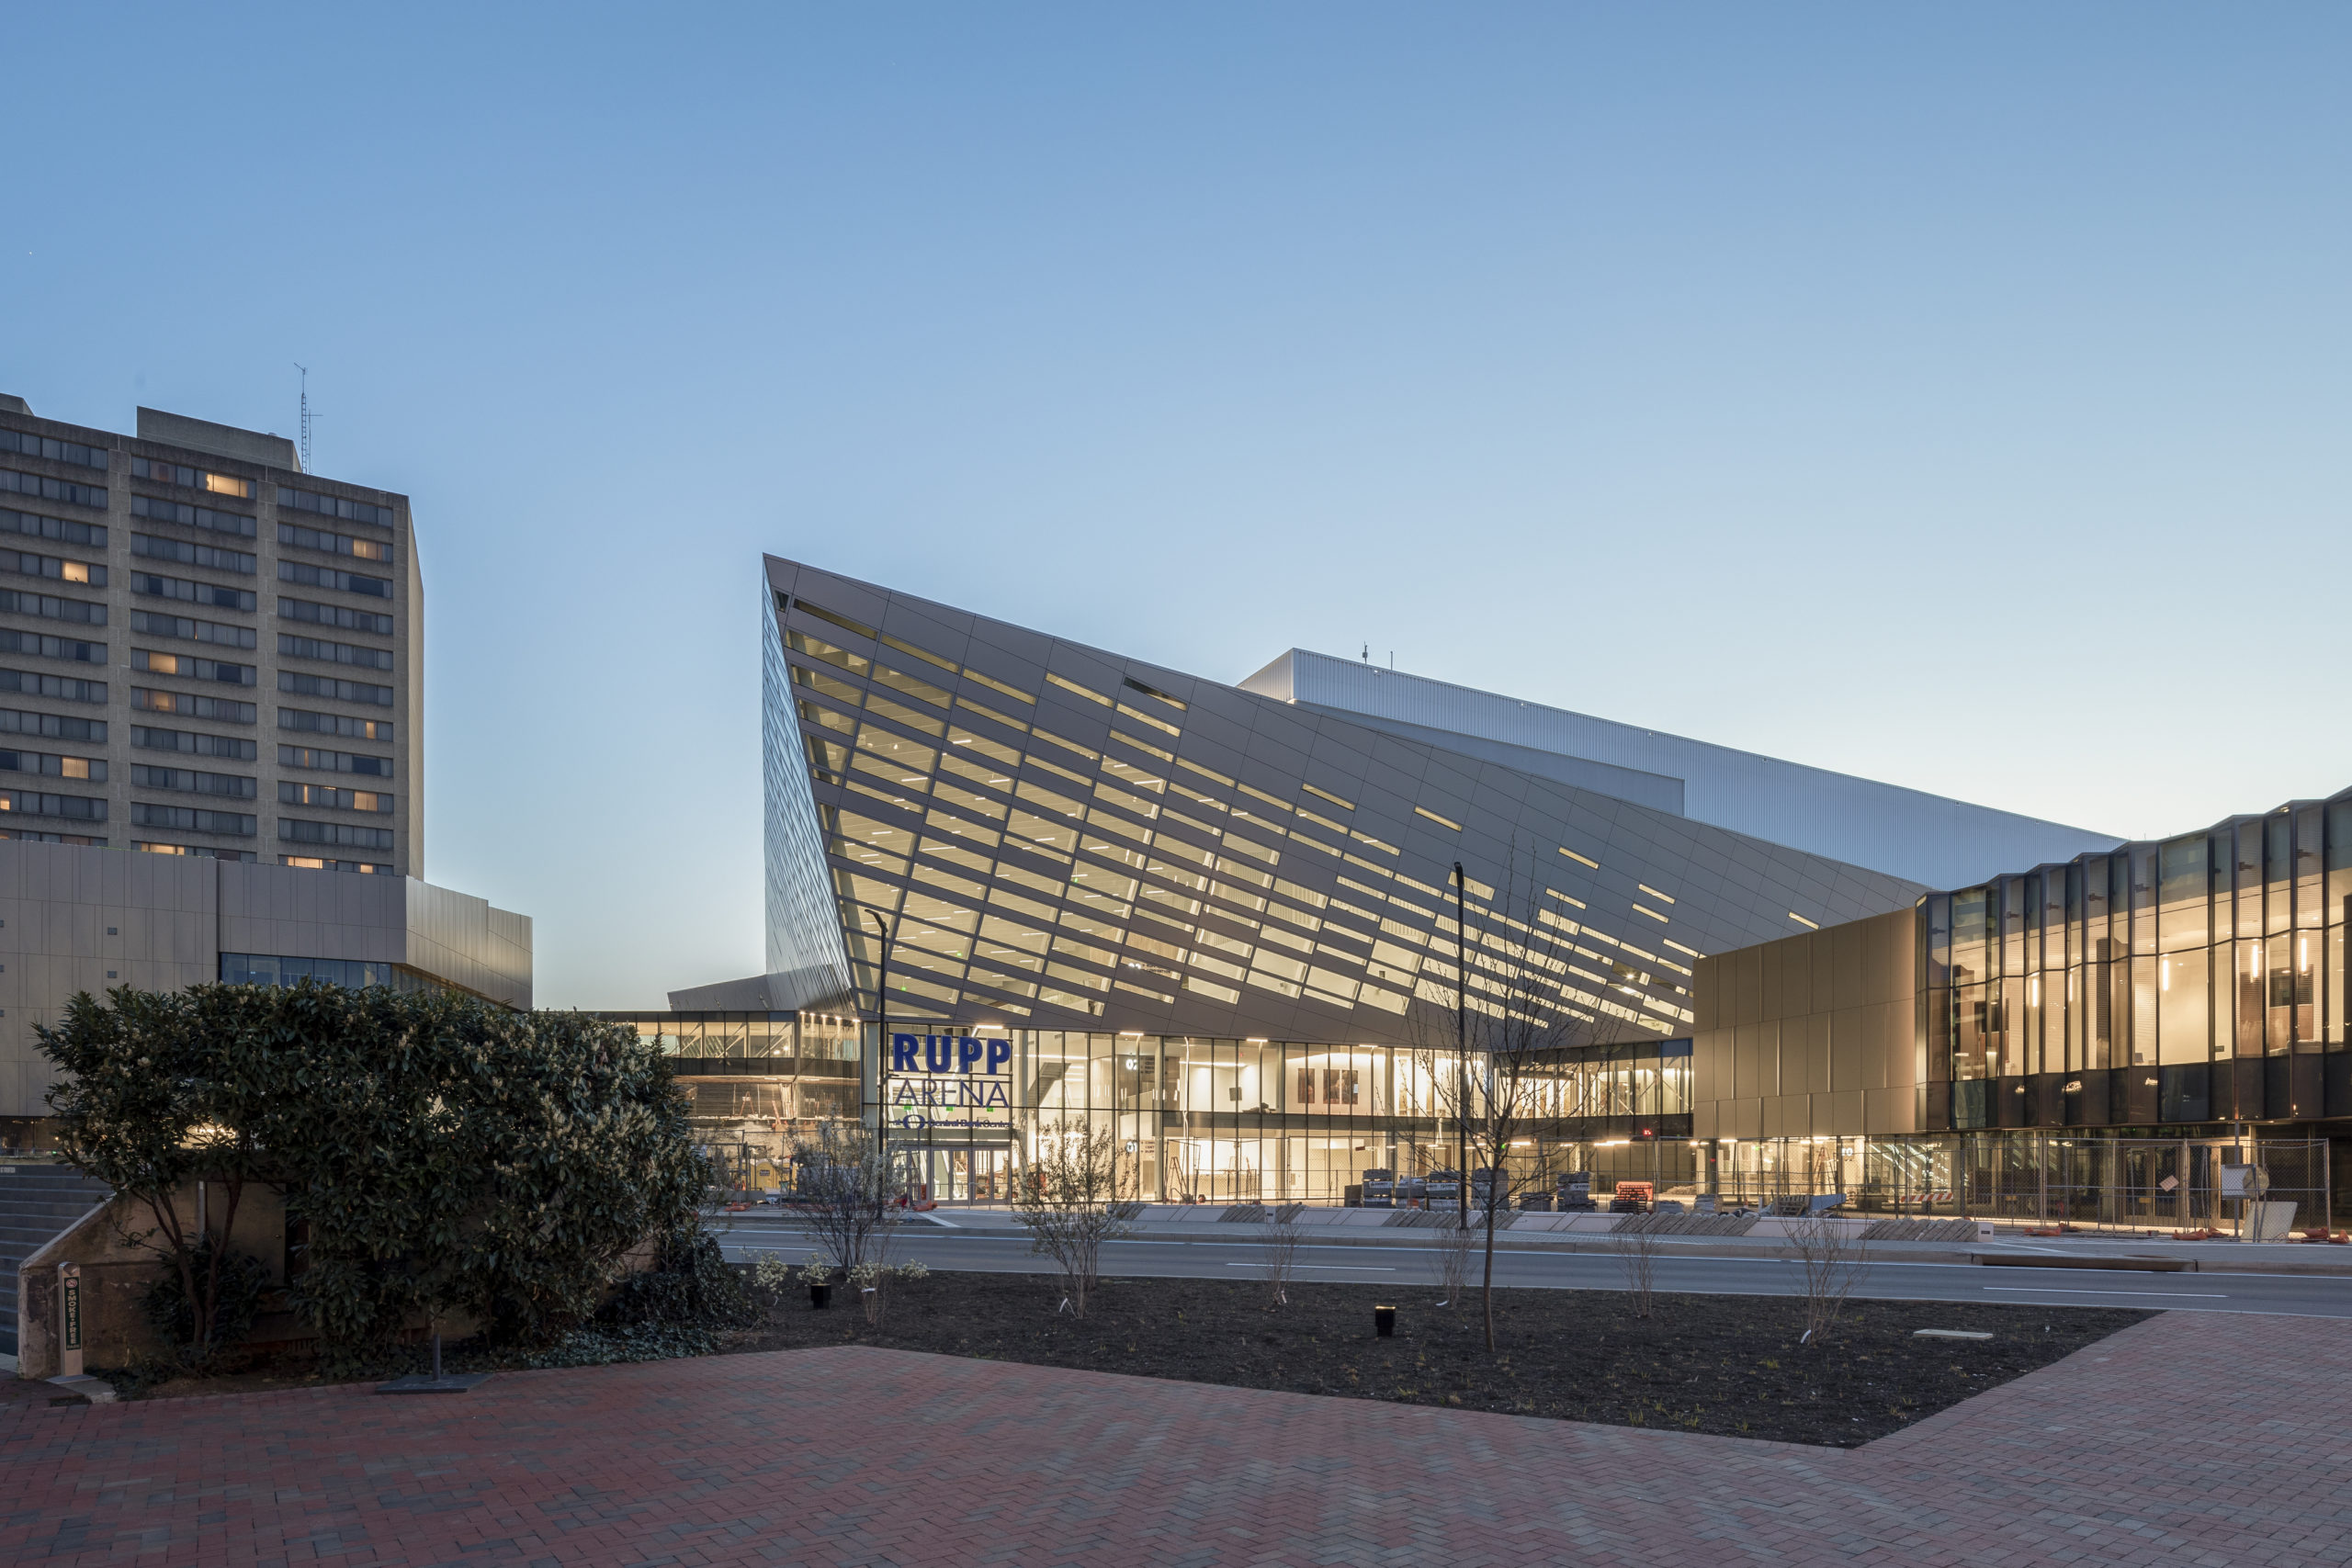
[5,6,2347,1007]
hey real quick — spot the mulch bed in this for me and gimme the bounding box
[727,1271,2147,1448]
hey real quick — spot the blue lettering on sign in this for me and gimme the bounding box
[884,1033,1016,1126]
[888,1032,1012,1076]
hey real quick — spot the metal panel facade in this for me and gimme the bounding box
[763,557,1928,1049]
[0,841,531,1119]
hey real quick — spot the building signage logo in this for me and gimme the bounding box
[62,1265,82,1349]
[889,1033,1014,1133]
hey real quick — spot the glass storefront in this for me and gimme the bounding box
[605,1009,2341,1223]
[1714,1128,2335,1229]
[604,1009,1695,1203]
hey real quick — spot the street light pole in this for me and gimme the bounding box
[868,910,895,1200]
[1455,861,1468,1223]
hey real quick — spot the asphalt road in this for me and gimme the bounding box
[717,1224,2352,1318]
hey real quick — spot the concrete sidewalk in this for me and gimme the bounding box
[5,1310,2349,1564]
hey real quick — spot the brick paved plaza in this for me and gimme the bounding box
[4,1310,2348,1567]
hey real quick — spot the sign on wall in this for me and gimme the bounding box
[888,1033,1014,1134]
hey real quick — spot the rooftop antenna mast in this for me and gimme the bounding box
[295,363,312,472]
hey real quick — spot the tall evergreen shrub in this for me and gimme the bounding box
[42,982,707,1365]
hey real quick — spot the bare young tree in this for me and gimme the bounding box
[1259,1202,1304,1306]
[1428,1208,1476,1306]
[786,1117,900,1281]
[1786,1214,1866,1341]
[1413,852,1595,1352]
[1612,1218,1663,1318]
[1012,1119,1133,1319]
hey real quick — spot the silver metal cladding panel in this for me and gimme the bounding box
[0,841,531,1117]
[1295,707,1687,816]
[401,875,533,1010]
[1247,648,2120,890]
[765,556,1929,1049]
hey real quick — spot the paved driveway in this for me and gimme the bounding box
[4,1310,2348,1566]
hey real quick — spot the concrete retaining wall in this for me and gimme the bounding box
[16,1180,287,1380]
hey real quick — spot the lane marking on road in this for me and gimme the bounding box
[1225,1262,1395,1271]
[1982,1286,2226,1298]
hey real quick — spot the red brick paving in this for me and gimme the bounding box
[3,1311,2349,1566]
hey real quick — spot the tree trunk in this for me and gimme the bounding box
[147,1190,203,1351]
[1482,1193,1498,1351]
[202,1171,246,1355]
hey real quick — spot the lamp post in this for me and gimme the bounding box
[869,910,895,1199]
[1454,861,1468,1223]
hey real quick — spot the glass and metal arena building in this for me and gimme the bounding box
[610,556,2296,1213]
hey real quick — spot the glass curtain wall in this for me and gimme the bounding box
[597,1010,864,1195]
[1924,797,2352,1131]
[602,1010,1712,1213]
[864,1028,1693,1203]
[601,1011,1697,1203]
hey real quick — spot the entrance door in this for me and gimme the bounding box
[967,1147,1008,1200]
[915,1146,1012,1201]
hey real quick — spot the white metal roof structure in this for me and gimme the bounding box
[1240,649,2120,892]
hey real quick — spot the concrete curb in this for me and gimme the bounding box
[712,1212,2352,1276]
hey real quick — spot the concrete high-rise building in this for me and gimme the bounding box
[0,394,420,874]
[0,394,534,1151]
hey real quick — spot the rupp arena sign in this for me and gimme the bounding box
[888,1032,1014,1132]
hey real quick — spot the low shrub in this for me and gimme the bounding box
[602,1226,760,1330]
